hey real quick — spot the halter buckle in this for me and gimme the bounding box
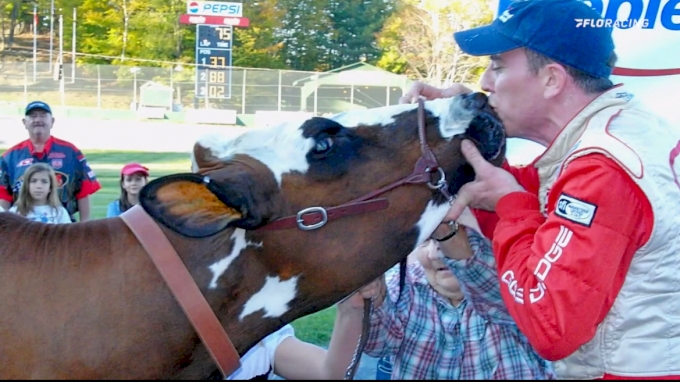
[426,167,447,190]
[296,207,328,231]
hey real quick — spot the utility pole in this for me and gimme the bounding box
[59,12,64,106]
[72,8,76,83]
[49,0,54,72]
[33,5,37,81]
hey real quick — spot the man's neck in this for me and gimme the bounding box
[30,138,49,153]
[534,91,603,146]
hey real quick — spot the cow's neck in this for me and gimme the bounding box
[158,225,283,358]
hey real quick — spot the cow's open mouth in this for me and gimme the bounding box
[440,93,506,199]
[469,111,506,162]
[461,93,506,163]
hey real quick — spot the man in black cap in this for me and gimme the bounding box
[401,0,680,379]
[0,101,101,222]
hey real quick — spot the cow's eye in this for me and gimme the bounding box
[312,137,333,154]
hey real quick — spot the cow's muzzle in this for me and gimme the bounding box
[461,92,506,163]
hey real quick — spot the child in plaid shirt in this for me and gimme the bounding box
[338,212,556,379]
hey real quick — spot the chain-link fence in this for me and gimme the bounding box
[0,61,413,115]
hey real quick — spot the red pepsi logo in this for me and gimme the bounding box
[188,1,199,13]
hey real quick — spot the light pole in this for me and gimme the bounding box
[171,65,183,106]
[49,0,54,72]
[130,67,140,107]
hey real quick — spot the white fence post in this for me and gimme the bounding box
[97,65,101,109]
[241,69,247,114]
[277,69,282,112]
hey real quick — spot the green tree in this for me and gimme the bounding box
[232,0,286,69]
[326,0,394,68]
[278,0,334,71]
[375,0,493,86]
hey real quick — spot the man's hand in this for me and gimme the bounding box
[338,276,387,313]
[399,82,474,104]
[446,139,526,221]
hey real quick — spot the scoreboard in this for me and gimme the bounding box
[195,25,233,99]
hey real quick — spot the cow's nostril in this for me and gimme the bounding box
[469,92,488,110]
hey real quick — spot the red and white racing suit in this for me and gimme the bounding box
[473,85,680,379]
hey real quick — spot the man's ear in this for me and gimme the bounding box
[139,173,262,238]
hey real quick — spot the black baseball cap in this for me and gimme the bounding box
[454,0,616,79]
[25,101,53,115]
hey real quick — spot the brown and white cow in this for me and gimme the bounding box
[0,93,504,379]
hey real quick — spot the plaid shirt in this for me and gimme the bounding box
[363,228,556,380]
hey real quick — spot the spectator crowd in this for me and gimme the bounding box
[0,100,151,224]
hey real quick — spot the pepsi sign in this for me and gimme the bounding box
[186,1,243,17]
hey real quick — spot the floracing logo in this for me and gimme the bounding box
[575,18,650,28]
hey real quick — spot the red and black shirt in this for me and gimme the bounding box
[0,136,101,219]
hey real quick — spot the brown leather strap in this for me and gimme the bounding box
[417,98,440,170]
[120,205,241,378]
[258,198,389,231]
[258,99,446,232]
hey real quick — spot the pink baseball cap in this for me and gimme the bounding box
[121,163,150,177]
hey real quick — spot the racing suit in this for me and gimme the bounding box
[474,85,680,379]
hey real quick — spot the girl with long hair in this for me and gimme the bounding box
[8,163,71,224]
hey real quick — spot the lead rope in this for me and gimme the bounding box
[343,297,373,380]
[343,258,407,380]
[344,100,426,380]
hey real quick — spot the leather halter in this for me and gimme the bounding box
[258,98,454,232]
[120,205,241,377]
[115,99,452,379]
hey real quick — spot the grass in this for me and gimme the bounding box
[83,150,193,219]
[2,149,336,346]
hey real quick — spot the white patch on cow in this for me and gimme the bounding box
[427,97,476,139]
[193,96,475,184]
[194,122,314,185]
[414,200,451,248]
[329,97,474,139]
[207,229,262,289]
[330,103,418,127]
[239,275,299,321]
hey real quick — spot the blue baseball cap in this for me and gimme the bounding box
[25,101,52,115]
[454,0,615,79]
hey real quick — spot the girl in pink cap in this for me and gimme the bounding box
[106,163,150,218]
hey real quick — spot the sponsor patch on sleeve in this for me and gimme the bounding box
[554,193,597,227]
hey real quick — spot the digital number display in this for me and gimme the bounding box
[196,69,230,99]
[195,25,233,99]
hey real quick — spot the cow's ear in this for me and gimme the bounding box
[139,173,260,238]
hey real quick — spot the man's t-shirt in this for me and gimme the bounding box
[0,136,101,219]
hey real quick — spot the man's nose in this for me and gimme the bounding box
[480,65,495,93]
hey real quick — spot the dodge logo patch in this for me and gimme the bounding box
[555,193,597,227]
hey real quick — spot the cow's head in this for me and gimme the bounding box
[138,93,505,353]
